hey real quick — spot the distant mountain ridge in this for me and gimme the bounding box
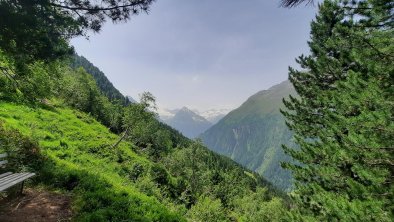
[200,80,295,190]
[162,107,213,139]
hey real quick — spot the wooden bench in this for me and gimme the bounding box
[0,153,35,193]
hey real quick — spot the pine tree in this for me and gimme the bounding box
[281,0,393,220]
[0,0,154,70]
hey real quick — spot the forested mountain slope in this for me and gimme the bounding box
[70,54,131,105]
[201,80,295,190]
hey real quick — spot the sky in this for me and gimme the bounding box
[71,0,317,112]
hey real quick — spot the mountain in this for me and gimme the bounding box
[126,95,137,103]
[70,54,131,105]
[164,107,213,138]
[196,108,230,124]
[159,108,228,124]
[200,80,295,190]
[157,108,179,121]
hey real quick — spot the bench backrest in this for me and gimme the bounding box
[0,153,8,167]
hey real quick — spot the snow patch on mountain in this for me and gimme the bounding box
[197,109,231,124]
[157,107,179,121]
[158,107,231,124]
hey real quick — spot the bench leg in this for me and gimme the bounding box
[19,181,25,195]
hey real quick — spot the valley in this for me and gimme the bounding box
[157,80,296,191]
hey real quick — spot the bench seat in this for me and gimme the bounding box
[0,153,36,193]
[0,172,35,192]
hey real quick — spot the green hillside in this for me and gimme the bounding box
[0,100,286,221]
[0,102,183,221]
[0,50,286,221]
[201,81,295,190]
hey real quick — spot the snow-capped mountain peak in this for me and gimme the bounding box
[157,107,178,121]
[197,108,231,124]
[158,106,231,125]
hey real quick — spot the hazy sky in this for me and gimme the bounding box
[71,0,317,111]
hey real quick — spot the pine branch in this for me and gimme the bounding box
[342,6,373,10]
[280,0,313,8]
[360,38,394,60]
[50,1,149,12]
[366,159,394,166]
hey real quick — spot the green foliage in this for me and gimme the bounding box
[187,196,227,222]
[0,102,184,221]
[0,0,154,66]
[0,51,60,102]
[0,122,43,173]
[55,66,124,132]
[69,54,131,105]
[122,92,156,133]
[0,0,75,64]
[282,0,393,220]
[116,92,170,157]
[161,140,286,216]
[232,188,286,222]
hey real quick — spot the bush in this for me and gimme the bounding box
[187,196,227,222]
[0,123,43,173]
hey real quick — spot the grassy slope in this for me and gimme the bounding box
[0,102,184,221]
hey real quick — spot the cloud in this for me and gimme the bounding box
[71,0,316,110]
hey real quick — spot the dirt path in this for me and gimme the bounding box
[0,188,72,222]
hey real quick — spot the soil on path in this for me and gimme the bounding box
[0,188,72,222]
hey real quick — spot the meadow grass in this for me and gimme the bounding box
[0,102,184,221]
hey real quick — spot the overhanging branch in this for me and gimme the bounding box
[50,0,149,12]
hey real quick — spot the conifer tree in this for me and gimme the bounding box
[281,0,393,220]
[0,0,154,66]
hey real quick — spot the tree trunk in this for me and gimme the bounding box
[112,127,129,149]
